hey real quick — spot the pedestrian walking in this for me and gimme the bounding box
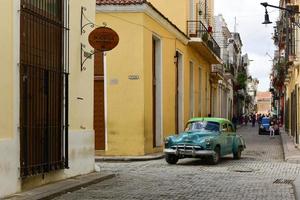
[251,114,256,127]
[269,118,275,138]
[232,115,238,131]
[239,115,244,126]
[244,115,248,126]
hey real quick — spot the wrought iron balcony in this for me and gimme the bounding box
[187,20,221,58]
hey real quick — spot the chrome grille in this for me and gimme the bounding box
[171,144,203,151]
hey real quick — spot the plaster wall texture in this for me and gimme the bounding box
[95,9,212,156]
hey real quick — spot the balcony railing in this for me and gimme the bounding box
[212,64,224,76]
[187,20,221,58]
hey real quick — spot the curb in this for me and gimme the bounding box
[280,132,289,162]
[95,154,165,162]
[280,131,300,164]
[4,172,115,200]
[293,176,300,200]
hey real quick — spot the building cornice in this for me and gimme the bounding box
[96,4,189,45]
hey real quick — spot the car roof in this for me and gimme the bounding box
[187,117,231,124]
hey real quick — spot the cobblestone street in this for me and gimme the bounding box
[55,126,300,200]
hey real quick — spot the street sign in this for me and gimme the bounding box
[88,27,119,51]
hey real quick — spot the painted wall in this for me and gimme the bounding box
[0,0,13,139]
[95,13,145,156]
[0,0,20,197]
[148,0,188,33]
[95,10,212,156]
[22,131,94,190]
[0,0,95,197]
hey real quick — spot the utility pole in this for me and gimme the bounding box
[234,16,237,32]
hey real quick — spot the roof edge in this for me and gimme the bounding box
[96,2,189,44]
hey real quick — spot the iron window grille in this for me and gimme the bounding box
[19,0,69,178]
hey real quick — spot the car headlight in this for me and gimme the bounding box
[205,138,212,145]
[164,137,169,144]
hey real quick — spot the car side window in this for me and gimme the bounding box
[222,123,228,132]
[228,124,234,132]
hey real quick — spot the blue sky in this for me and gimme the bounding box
[215,0,279,91]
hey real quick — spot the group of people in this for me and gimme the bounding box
[231,113,257,129]
[231,113,280,137]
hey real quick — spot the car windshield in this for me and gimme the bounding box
[186,121,220,132]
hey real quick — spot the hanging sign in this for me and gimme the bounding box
[88,27,119,51]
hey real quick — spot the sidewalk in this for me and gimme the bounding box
[280,128,300,200]
[280,129,300,164]
[95,152,164,162]
[3,172,115,200]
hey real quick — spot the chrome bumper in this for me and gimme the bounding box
[164,148,215,157]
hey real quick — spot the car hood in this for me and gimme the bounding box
[171,131,218,144]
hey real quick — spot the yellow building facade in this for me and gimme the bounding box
[0,0,95,197]
[95,0,221,156]
[279,0,300,147]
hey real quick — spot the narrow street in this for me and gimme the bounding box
[54,126,300,200]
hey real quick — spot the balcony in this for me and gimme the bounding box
[187,20,221,62]
[211,64,224,82]
[224,64,235,80]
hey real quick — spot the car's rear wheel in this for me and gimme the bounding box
[208,146,220,165]
[233,146,242,160]
[165,154,179,164]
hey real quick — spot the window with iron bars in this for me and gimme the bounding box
[19,0,69,178]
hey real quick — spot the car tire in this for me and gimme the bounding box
[233,146,242,160]
[165,154,179,165]
[208,146,220,165]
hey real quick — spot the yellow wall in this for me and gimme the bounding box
[0,0,13,139]
[0,1,96,197]
[148,0,188,33]
[68,0,95,132]
[96,13,145,155]
[96,10,212,155]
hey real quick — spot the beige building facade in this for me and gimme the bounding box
[256,92,272,114]
[0,0,95,197]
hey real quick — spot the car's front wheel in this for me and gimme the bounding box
[233,146,242,160]
[165,154,179,164]
[208,146,220,165]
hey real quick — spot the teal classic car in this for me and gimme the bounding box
[164,117,246,165]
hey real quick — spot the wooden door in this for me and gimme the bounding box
[94,52,105,150]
